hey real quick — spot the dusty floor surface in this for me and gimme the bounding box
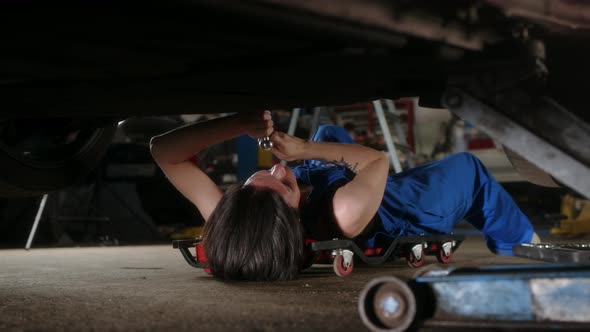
[0,236,555,331]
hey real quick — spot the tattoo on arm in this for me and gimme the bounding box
[327,157,359,173]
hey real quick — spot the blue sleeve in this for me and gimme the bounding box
[311,125,355,144]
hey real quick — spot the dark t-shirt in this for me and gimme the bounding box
[292,164,381,247]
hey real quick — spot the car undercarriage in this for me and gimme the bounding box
[0,0,589,197]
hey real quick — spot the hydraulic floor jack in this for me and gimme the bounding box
[359,264,590,331]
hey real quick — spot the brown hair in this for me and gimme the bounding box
[203,185,304,281]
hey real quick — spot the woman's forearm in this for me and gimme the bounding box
[150,114,243,164]
[299,140,387,173]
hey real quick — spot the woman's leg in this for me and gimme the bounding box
[460,153,536,255]
[384,152,535,255]
[430,152,535,255]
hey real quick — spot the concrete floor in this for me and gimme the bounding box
[0,236,552,331]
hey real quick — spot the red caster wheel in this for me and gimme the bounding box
[333,249,354,276]
[406,244,425,268]
[436,242,453,264]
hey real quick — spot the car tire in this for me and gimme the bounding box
[0,124,117,197]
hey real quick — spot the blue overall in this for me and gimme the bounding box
[291,125,534,256]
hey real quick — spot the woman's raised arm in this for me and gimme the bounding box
[150,111,273,221]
